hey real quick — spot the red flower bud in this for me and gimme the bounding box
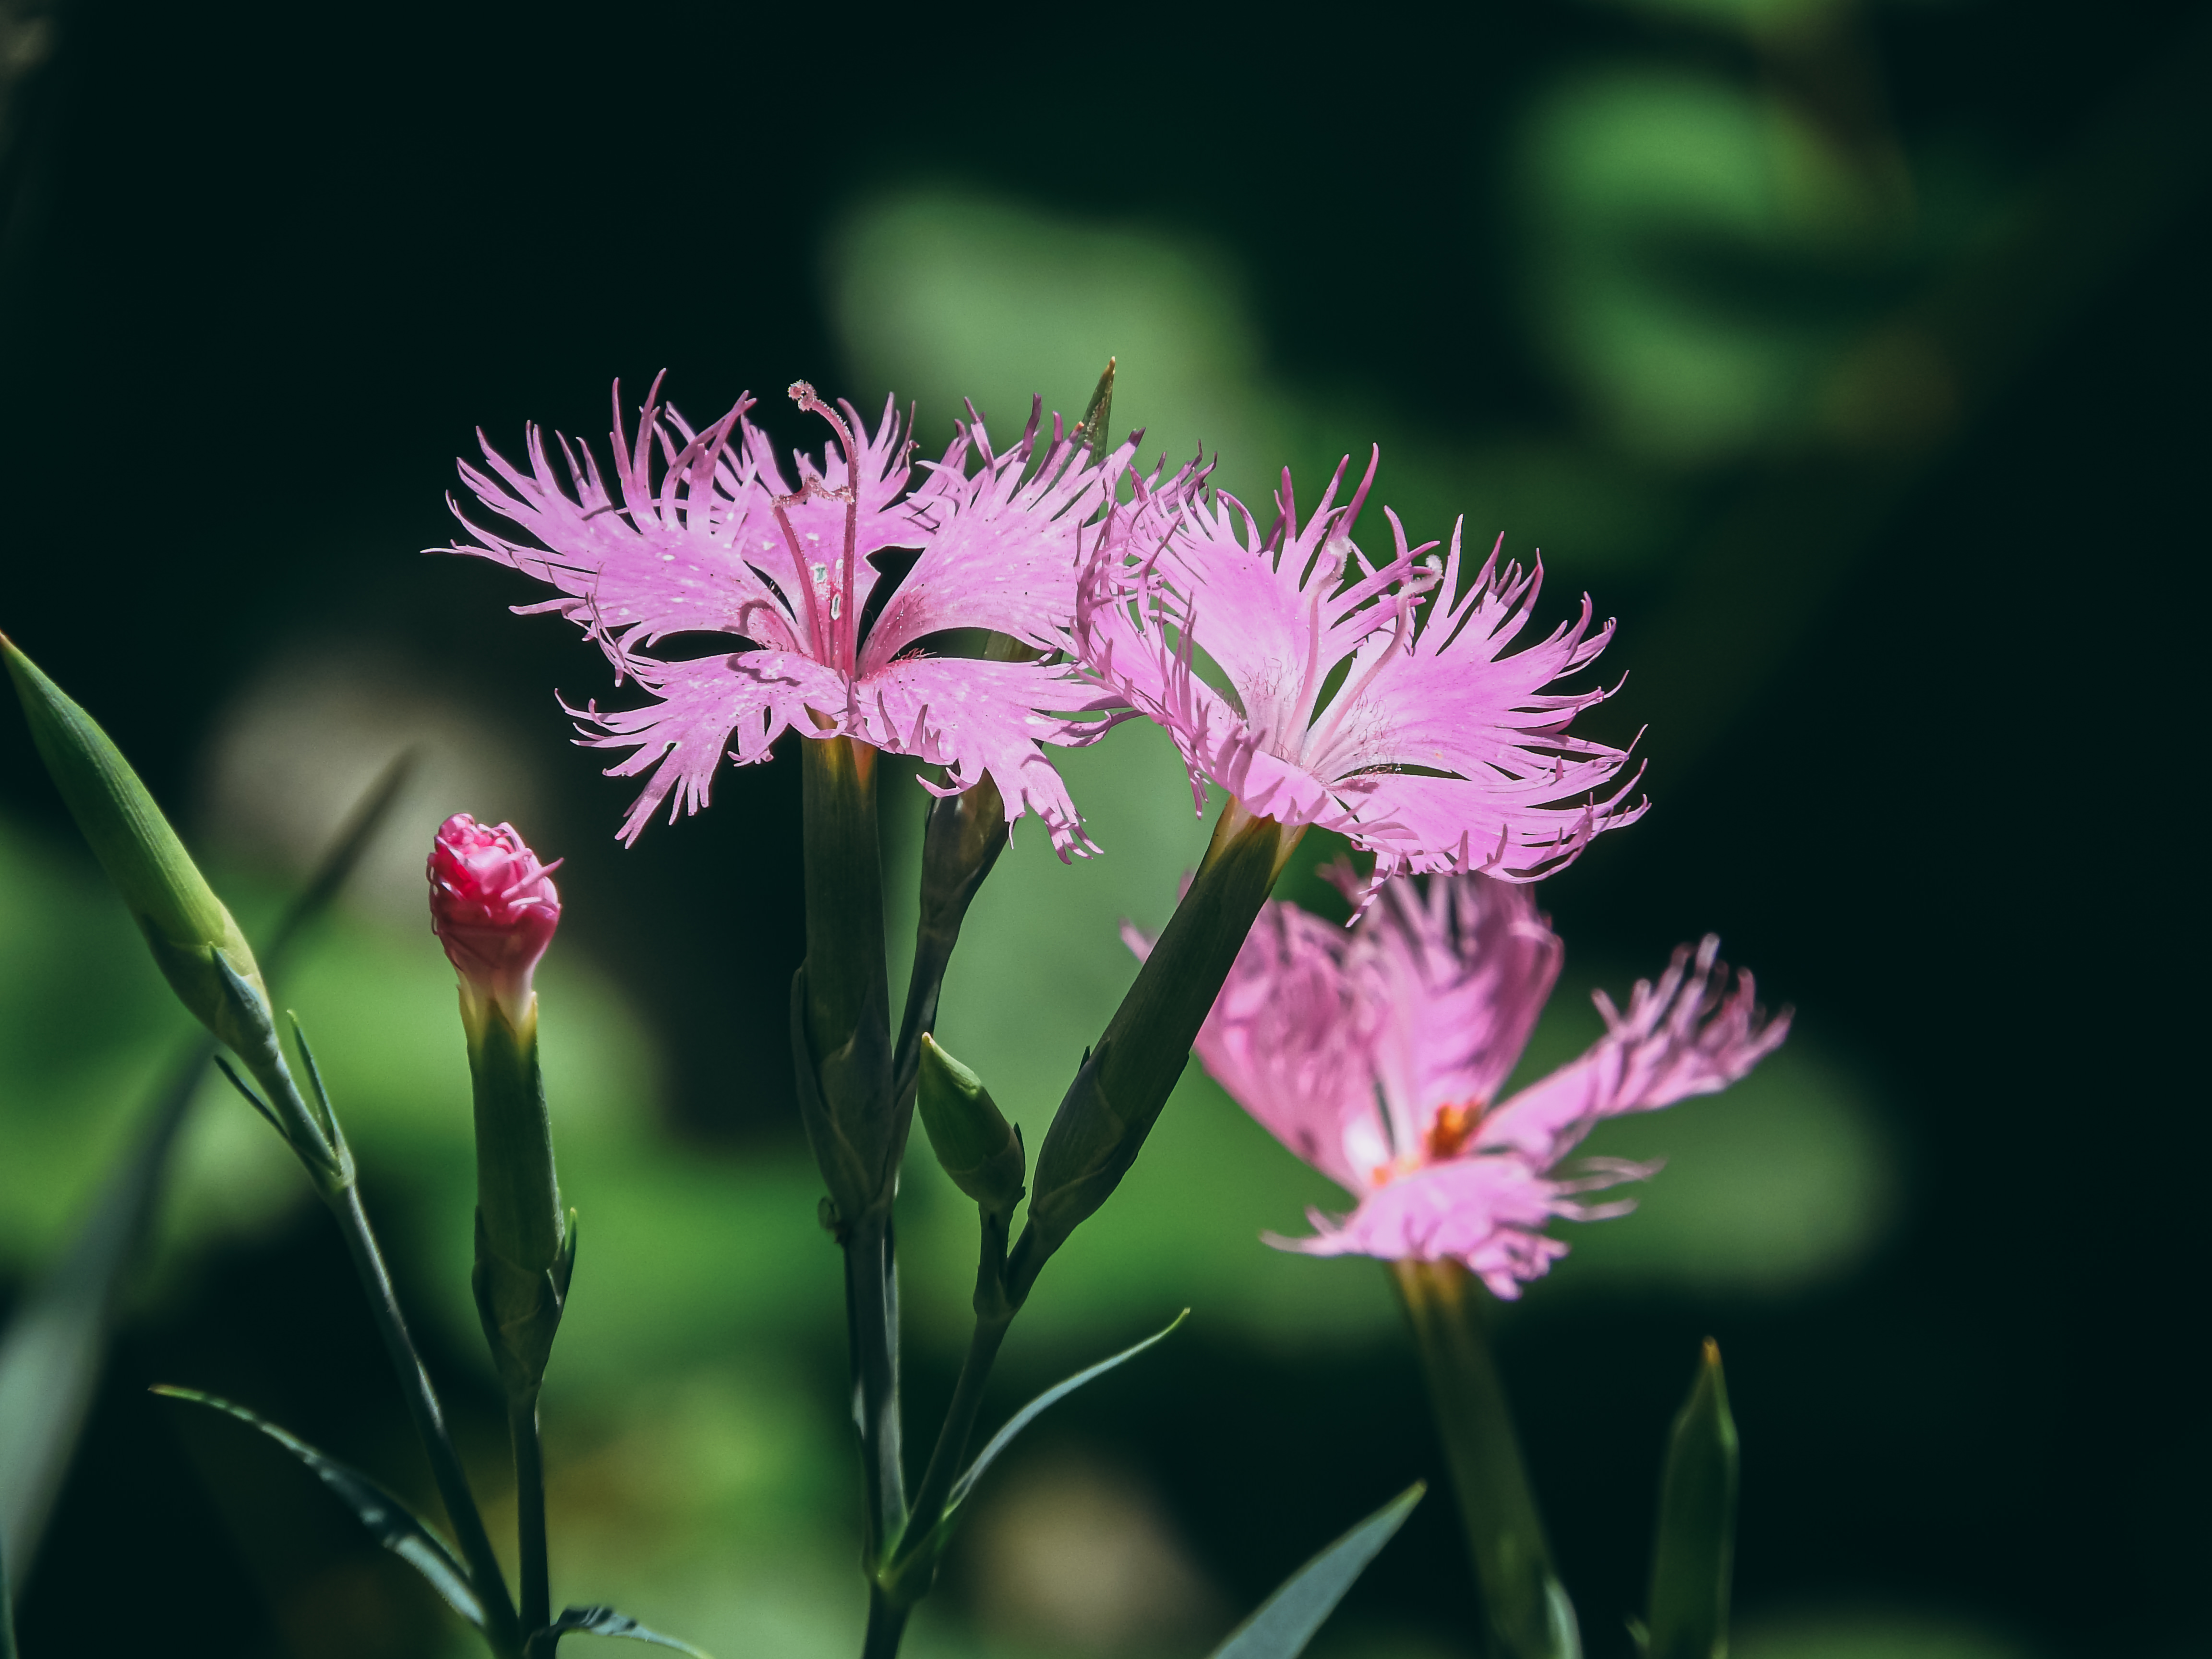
[428,814,561,1024]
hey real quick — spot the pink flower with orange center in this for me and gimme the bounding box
[448,379,1142,852]
[1147,872,1789,1298]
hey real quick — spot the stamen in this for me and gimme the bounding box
[1423,1101,1480,1162]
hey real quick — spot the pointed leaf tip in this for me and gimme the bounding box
[4,638,267,1044]
[947,1308,1188,1514]
[540,1605,711,1656]
[1644,1341,1738,1659]
[152,1386,486,1630]
[1206,1482,1426,1659]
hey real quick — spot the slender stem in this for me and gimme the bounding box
[326,1182,523,1658]
[1,1515,18,1659]
[901,1312,1010,1560]
[844,1208,906,1564]
[508,1389,550,1635]
[1391,1259,1578,1659]
[860,1587,909,1659]
[898,1207,1015,1564]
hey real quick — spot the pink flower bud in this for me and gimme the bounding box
[428,814,562,1025]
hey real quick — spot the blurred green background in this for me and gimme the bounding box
[0,0,2203,1655]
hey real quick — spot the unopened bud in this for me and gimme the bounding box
[429,813,561,1031]
[916,1033,1024,1213]
[4,635,268,1050]
[431,814,566,1387]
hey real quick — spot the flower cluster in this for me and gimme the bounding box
[1169,872,1790,1297]
[453,380,1639,889]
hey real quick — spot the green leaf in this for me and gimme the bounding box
[153,1387,485,1630]
[534,1605,711,1656]
[946,1308,1188,1513]
[1643,1340,1738,1659]
[0,754,412,1583]
[0,1043,207,1575]
[1207,1482,1426,1659]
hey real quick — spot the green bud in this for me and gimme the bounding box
[1014,804,1299,1296]
[1644,1340,1739,1659]
[916,1033,1024,1213]
[3,635,269,1051]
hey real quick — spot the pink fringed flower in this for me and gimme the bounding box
[1160,872,1789,1298]
[1075,456,1645,897]
[448,379,1138,852]
[428,814,562,1026]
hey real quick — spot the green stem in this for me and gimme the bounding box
[327,1182,523,1658]
[1,1512,18,1659]
[896,1208,1014,1575]
[844,1208,906,1564]
[1391,1260,1578,1659]
[860,1587,908,1659]
[509,1389,550,1636]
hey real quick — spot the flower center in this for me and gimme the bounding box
[1366,1100,1485,1187]
[1422,1101,1479,1162]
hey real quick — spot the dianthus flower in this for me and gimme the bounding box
[1153,872,1789,1297]
[1075,457,1644,897]
[449,379,1139,851]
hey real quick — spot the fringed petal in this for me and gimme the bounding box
[565,649,846,845]
[1478,936,1793,1164]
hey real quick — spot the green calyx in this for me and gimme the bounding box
[1013,804,1300,1295]
[4,635,269,1051]
[460,990,567,1395]
[464,995,564,1275]
[916,1033,1025,1214]
[795,736,898,1224]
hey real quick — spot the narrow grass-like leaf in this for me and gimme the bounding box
[1207,1482,1425,1659]
[531,1606,711,1657]
[154,1387,484,1629]
[946,1309,1187,1512]
[0,1041,208,1572]
[0,755,409,1581]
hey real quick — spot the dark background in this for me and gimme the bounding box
[1,0,2206,1655]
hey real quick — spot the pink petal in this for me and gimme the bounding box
[1270,1154,1592,1299]
[852,655,1122,860]
[1309,522,1646,885]
[1478,936,1792,1164]
[860,407,1141,670]
[1173,899,1379,1193]
[566,649,847,845]
[1350,875,1563,1155]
